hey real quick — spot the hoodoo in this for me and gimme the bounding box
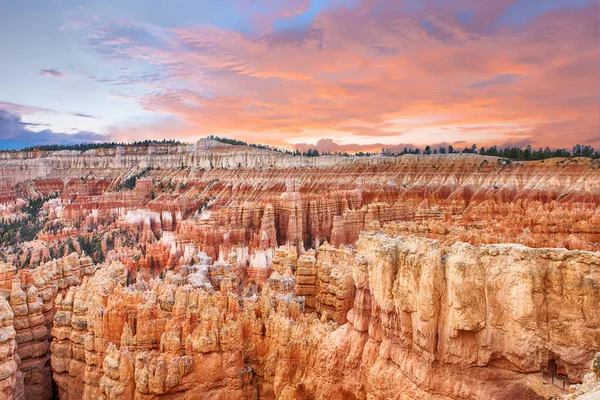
[0,140,598,399]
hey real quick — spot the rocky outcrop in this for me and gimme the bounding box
[0,254,95,400]
[312,243,355,325]
[566,353,600,399]
[384,200,600,251]
[51,261,128,399]
[4,144,599,280]
[43,234,599,399]
[10,282,49,399]
[295,251,317,311]
[316,233,600,398]
[0,295,18,399]
[17,241,51,269]
[0,141,599,399]
[0,139,358,190]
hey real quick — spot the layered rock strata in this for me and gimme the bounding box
[0,254,95,399]
[0,295,18,399]
[0,141,599,399]
[44,233,599,399]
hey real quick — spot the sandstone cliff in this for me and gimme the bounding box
[0,254,95,399]
[0,294,18,399]
[566,353,600,399]
[0,141,598,399]
[42,234,599,399]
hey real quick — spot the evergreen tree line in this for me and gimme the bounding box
[311,143,599,160]
[211,136,599,160]
[17,139,182,153]
[208,135,297,155]
[414,144,599,160]
[9,135,600,161]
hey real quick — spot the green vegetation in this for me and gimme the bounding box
[0,194,57,249]
[208,135,296,155]
[77,234,107,263]
[211,135,600,161]
[18,139,182,153]
[386,144,600,160]
[114,167,152,191]
[157,178,175,191]
[45,221,66,235]
[10,134,599,162]
[476,144,599,160]
[302,148,321,157]
[46,238,80,260]
[299,142,600,160]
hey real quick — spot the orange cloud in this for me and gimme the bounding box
[94,1,599,148]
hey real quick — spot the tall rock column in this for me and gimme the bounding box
[280,180,304,248]
[0,295,19,399]
[10,281,51,400]
[295,251,318,311]
[259,204,277,249]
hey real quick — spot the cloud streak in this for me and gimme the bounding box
[86,0,597,148]
[467,73,522,88]
[40,68,68,79]
[15,0,596,149]
[69,112,98,119]
[0,101,54,115]
[0,110,110,149]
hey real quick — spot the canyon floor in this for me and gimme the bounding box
[0,139,598,399]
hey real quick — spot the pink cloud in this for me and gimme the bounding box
[0,102,54,115]
[240,0,311,29]
[88,1,599,148]
[40,68,68,79]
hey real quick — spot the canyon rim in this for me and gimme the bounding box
[0,139,597,399]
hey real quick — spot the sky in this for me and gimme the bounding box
[0,0,598,152]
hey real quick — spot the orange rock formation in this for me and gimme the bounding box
[0,140,597,399]
[42,234,600,399]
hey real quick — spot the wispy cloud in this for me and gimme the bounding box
[0,101,99,122]
[0,110,109,149]
[69,112,98,119]
[40,68,68,79]
[0,101,54,115]
[31,0,596,149]
[467,73,522,88]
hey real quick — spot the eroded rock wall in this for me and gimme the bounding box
[0,295,18,399]
[0,142,599,399]
[0,254,95,400]
[311,234,600,398]
[44,234,599,399]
